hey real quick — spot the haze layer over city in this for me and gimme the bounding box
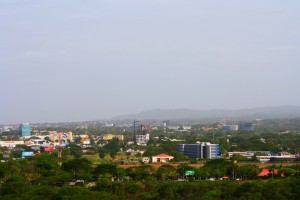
[1,0,300,124]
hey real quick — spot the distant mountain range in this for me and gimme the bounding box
[112,105,300,121]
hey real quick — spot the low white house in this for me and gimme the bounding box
[142,157,150,163]
[152,153,174,163]
[0,141,24,149]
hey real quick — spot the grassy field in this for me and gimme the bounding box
[82,153,299,169]
[82,152,139,166]
[117,162,299,170]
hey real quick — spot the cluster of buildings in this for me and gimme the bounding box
[2,122,221,161]
[143,153,174,163]
[7,121,288,164]
[100,134,124,141]
[135,125,150,146]
[223,122,254,131]
[0,122,74,158]
[49,131,73,142]
[227,151,299,162]
[143,142,220,163]
[0,129,74,150]
[142,142,220,163]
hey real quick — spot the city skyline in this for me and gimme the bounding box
[1,0,300,124]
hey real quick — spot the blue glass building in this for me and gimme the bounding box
[178,142,219,159]
[240,123,254,131]
[223,125,239,131]
[20,123,31,137]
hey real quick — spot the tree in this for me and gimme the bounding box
[98,148,107,159]
[267,164,278,178]
[156,165,177,180]
[230,154,252,162]
[1,174,27,195]
[172,151,190,162]
[69,143,82,158]
[93,164,117,178]
[104,139,120,153]
[126,165,155,181]
[110,151,117,160]
[44,136,50,142]
[11,150,22,158]
[0,146,9,155]
[236,164,260,180]
[197,168,210,179]
[143,146,164,157]
[201,159,234,178]
[62,158,92,179]
[126,182,140,195]
[56,186,89,199]
[33,154,59,176]
[40,172,72,185]
[278,167,297,177]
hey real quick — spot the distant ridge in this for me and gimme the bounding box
[112,105,300,120]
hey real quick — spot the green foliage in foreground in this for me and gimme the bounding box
[1,178,300,200]
[0,153,299,199]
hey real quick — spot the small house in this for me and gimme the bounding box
[152,153,174,163]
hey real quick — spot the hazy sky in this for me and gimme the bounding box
[1,0,300,124]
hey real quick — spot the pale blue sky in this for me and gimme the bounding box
[1,0,300,124]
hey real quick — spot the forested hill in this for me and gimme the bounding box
[112,105,300,120]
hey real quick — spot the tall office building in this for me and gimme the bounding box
[20,123,31,137]
[240,123,254,131]
[223,125,239,131]
[177,142,219,159]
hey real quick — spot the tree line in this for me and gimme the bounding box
[1,154,300,199]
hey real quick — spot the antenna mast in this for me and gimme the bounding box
[133,119,139,144]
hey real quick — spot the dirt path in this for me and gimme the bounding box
[118,162,299,169]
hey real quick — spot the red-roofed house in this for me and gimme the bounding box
[152,153,174,163]
[258,169,284,177]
